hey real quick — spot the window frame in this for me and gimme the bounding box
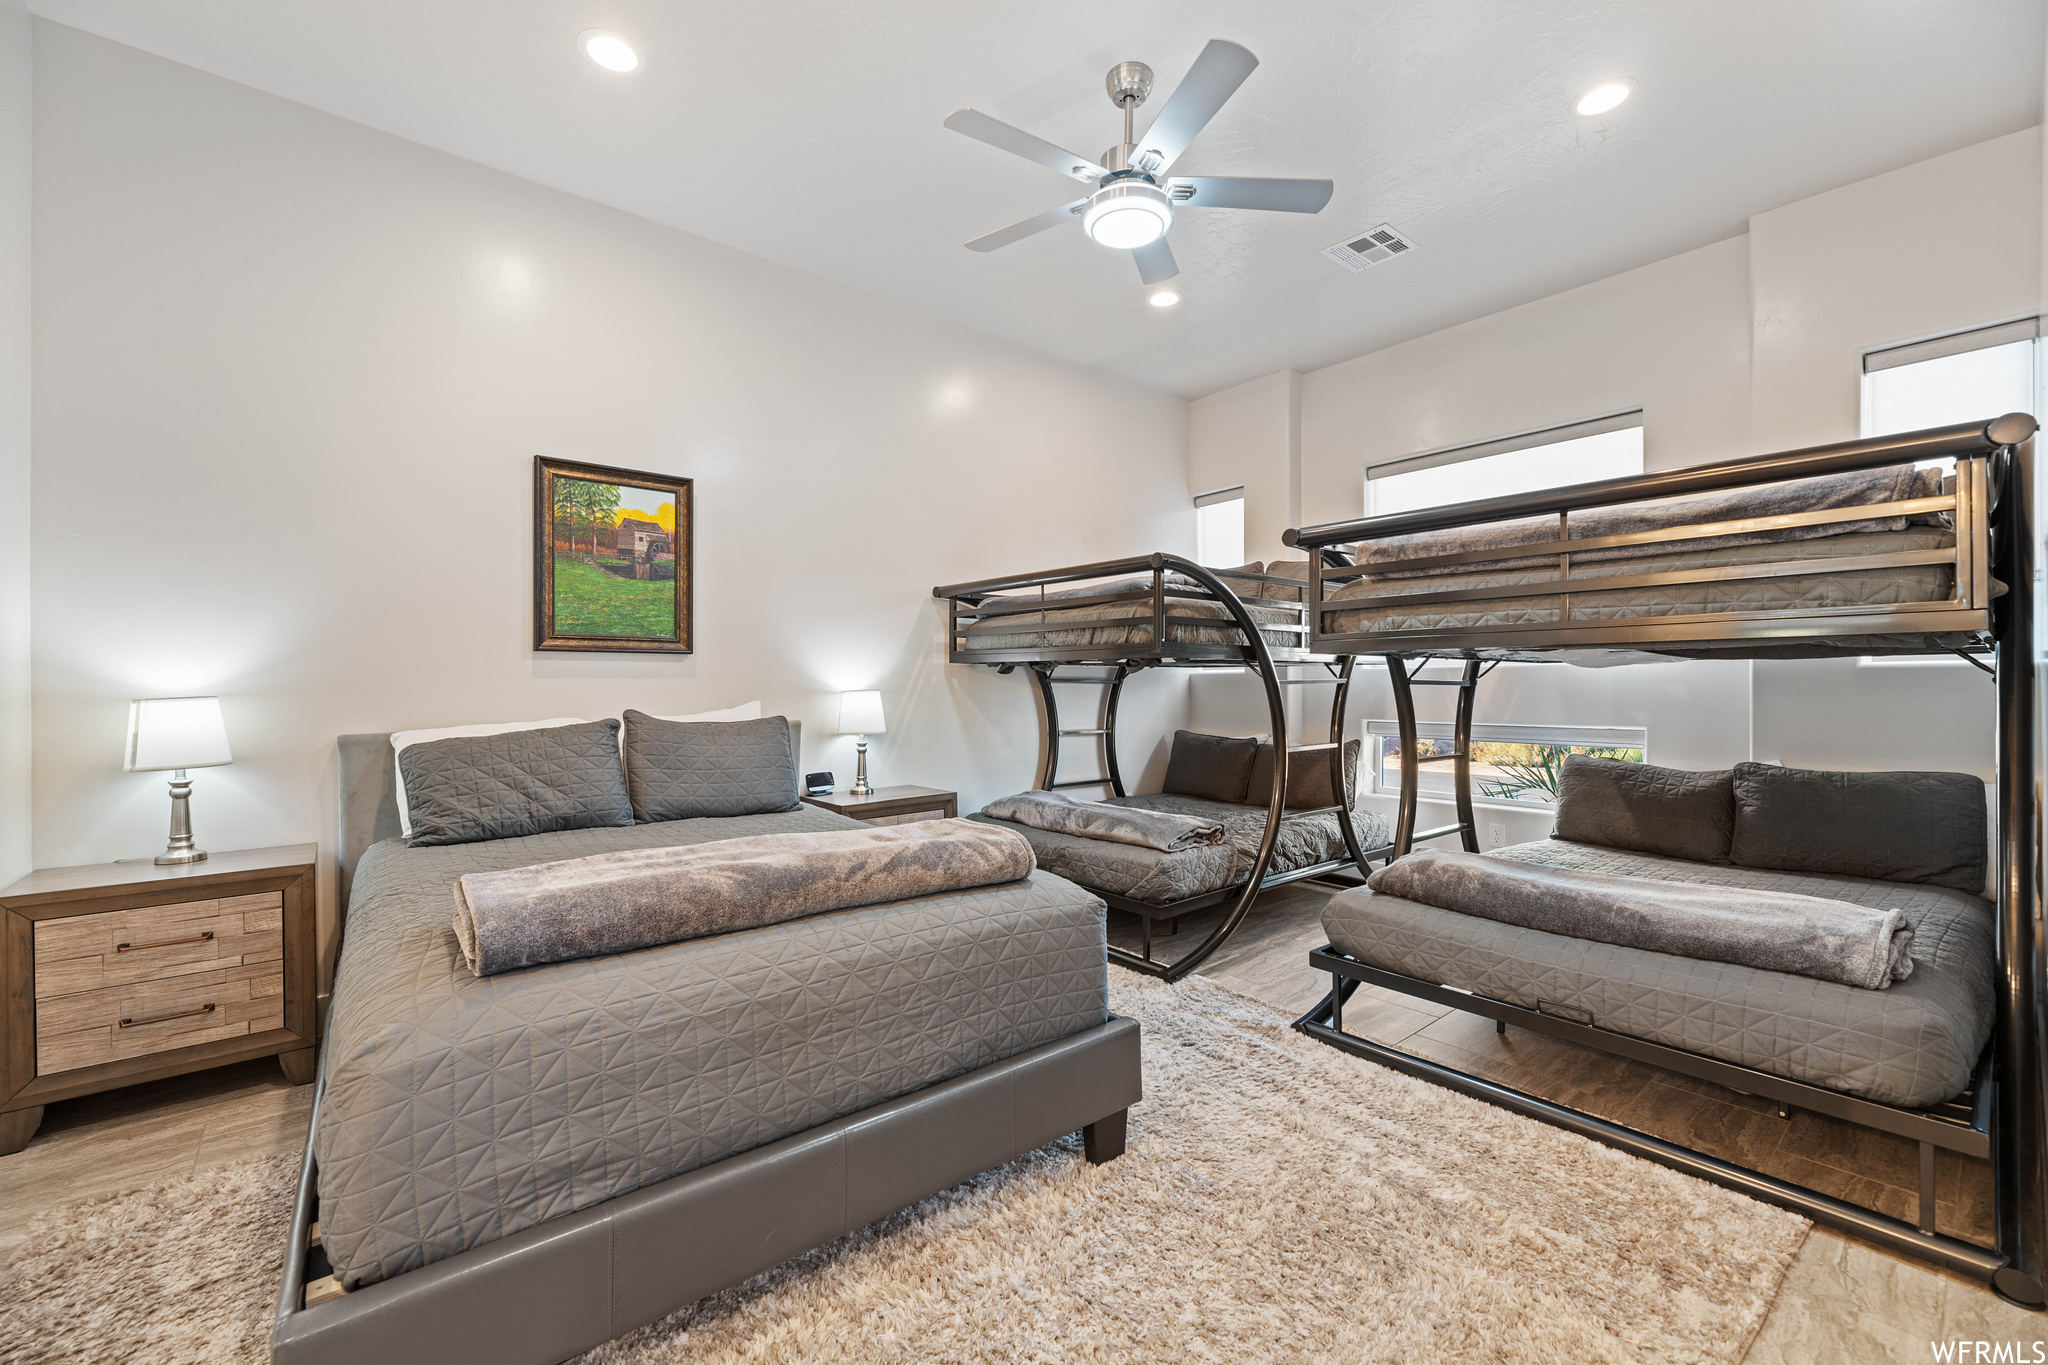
[1193,484,1245,568]
[1362,719,1648,812]
[1363,409,1644,518]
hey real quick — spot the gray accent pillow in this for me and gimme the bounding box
[622,711,801,821]
[1161,730,1260,804]
[400,719,633,847]
[1554,756,1735,864]
[1246,739,1362,810]
[1729,761,1987,892]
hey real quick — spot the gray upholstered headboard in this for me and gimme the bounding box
[335,721,803,924]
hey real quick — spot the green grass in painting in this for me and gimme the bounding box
[552,555,676,638]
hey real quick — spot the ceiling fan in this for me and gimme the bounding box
[944,39,1334,286]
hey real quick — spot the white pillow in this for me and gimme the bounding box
[646,701,762,723]
[390,718,587,839]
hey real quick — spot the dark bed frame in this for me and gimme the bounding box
[270,730,1143,1365]
[932,554,1386,981]
[1281,414,2047,1304]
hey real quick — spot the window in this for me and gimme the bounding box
[1858,319,2041,667]
[1364,720,1647,809]
[1365,411,1644,517]
[1195,485,1245,567]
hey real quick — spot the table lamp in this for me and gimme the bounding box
[838,691,886,797]
[125,696,233,865]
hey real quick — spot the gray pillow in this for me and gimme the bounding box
[1728,761,1987,892]
[1554,756,1734,864]
[622,711,801,821]
[1246,739,1361,811]
[1161,730,1260,803]
[401,719,633,847]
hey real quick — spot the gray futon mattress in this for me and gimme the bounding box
[971,794,1390,906]
[1323,838,1995,1108]
[316,808,1109,1290]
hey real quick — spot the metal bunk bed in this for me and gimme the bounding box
[1280,413,2046,1304]
[932,554,1387,981]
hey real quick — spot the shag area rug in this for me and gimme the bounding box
[0,975,1807,1364]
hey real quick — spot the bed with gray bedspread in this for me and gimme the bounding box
[970,793,1390,905]
[1324,837,1995,1108]
[317,807,1109,1290]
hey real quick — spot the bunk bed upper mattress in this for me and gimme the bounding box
[964,579,1305,653]
[1323,838,1995,1108]
[969,795,1389,905]
[316,811,1110,1290]
[1323,527,1959,648]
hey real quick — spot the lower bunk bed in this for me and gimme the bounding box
[1299,763,2004,1284]
[271,728,1141,1365]
[970,782,1391,965]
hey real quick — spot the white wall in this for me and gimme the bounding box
[1188,371,1298,566]
[0,1,29,889]
[28,24,1193,985]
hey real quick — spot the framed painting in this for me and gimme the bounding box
[534,456,693,653]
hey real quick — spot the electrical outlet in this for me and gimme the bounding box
[1488,823,1507,849]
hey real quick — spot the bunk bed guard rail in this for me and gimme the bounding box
[1282,415,2036,656]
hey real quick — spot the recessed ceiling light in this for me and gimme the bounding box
[1574,80,1633,117]
[1148,290,1180,308]
[581,29,639,73]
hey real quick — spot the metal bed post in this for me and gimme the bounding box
[1451,659,1482,854]
[1387,657,1420,859]
[1992,425,2046,1307]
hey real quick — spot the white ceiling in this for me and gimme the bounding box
[29,1,2046,398]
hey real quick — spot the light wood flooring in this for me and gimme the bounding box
[0,892,2039,1362]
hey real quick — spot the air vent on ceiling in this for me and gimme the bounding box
[1323,223,1415,272]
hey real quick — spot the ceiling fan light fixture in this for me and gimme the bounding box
[1574,79,1633,117]
[1083,181,1172,249]
[581,29,640,73]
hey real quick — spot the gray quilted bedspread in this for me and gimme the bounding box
[317,810,1109,1289]
[1323,838,1995,1107]
[971,795,1390,906]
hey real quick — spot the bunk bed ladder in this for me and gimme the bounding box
[1384,656,1487,859]
[1028,663,1132,796]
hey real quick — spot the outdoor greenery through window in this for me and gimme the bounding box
[1363,721,1647,808]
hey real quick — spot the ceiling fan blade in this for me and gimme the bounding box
[1173,176,1334,213]
[1132,40,1259,174]
[1133,238,1178,285]
[965,198,1088,252]
[944,110,1108,183]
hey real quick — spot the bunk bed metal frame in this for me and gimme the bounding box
[1279,414,2046,1304]
[933,554,1386,982]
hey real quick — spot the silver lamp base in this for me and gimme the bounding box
[849,739,874,797]
[155,771,209,865]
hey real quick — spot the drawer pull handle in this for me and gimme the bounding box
[116,931,214,954]
[119,1002,216,1029]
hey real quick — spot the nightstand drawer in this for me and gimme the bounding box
[34,958,285,1075]
[31,892,283,1000]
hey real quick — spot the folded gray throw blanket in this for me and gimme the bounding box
[1354,464,1943,580]
[980,790,1226,852]
[1367,848,1915,990]
[451,819,1035,976]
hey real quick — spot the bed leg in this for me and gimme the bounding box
[1084,1109,1128,1164]
[1141,915,1152,962]
[1329,972,1344,1032]
[1919,1141,1938,1235]
[1170,917,1181,936]
[1496,1019,1506,1036]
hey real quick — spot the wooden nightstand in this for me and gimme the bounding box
[0,843,318,1156]
[802,785,958,826]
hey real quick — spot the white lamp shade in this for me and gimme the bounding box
[126,696,233,771]
[838,690,886,735]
